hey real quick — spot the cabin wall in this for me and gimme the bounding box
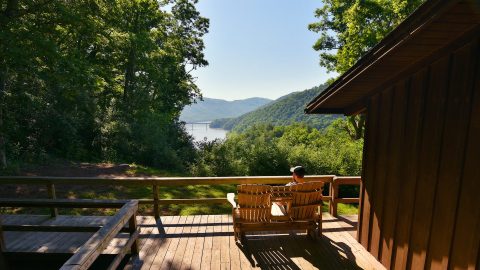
[358,36,480,269]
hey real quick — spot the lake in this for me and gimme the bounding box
[185,122,228,142]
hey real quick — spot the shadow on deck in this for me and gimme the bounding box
[1,213,384,270]
[128,213,384,269]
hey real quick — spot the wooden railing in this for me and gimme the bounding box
[0,199,139,270]
[329,176,361,217]
[0,175,360,218]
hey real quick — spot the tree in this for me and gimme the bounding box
[309,0,424,139]
[0,0,208,170]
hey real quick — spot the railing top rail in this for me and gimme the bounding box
[0,198,130,208]
[59,200,138,270]
[0,175,336,186]
[333,176,361,185]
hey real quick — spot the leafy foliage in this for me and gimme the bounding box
[191,121,363,177]
[0,0,208,170]
[210,84,342,132]
[308,0,424,74]
[308,0,424,140]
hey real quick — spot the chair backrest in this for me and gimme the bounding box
[289,181,324,220]
[237,184,271,222]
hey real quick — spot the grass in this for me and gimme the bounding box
[336,203,359,215]
[321,202,359,215]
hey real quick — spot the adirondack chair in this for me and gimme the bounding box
[227,181,324,243]
[289,181,324,237]
[227,184,272,242]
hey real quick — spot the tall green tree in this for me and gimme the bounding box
[0,0,208,169]
[308,0,424,139]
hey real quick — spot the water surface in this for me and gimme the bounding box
[186,122,228,142]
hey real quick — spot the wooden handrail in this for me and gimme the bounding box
[0,175,362,218]
[0,199,140,269]
[0,198,129,208]
[59,200,139,270]
[1,224,132,233]
[0,175,335,185]
[0,175,336,219]
[329,176,361,217]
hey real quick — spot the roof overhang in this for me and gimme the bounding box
[305,0,480,115]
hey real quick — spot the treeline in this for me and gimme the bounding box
[210,85,341,132]
[0,0,208,170]
[191,121,363,177]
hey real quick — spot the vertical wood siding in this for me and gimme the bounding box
[359,37,480,269]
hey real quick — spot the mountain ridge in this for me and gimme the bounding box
[210,84,342,131]
[180,97,272,123]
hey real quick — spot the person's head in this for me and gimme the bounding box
[290,165,305,182]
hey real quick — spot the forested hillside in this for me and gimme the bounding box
[210,84,341,131]
[180,97,271,123]
[0,1,208,170]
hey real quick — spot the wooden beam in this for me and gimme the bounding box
[335,198,360,204]
[59,200,138,270]
[106,229,140,270]
[330,183,338,217]
[333,176,361,185]
[152,184,159,220]
[46,183,58,217]
[0,198,129,208]
[329,176,362,217]
[0,215,5,253]
[1,225,131,233]
[128,216,139,255]
[0,175,335,186]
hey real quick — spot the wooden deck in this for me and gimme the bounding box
[1,213,385,269]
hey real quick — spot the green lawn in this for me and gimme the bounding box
[321,202,359,215]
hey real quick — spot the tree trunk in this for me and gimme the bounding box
[123,8,139,109]
[348,115,366,140]
[0,61,7,169]
[123,47,136,103]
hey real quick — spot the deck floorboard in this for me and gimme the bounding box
[1,213,384,269]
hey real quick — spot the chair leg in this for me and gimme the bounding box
[240,232,246,244]
[318,214,322,237]
[307,228,317,241]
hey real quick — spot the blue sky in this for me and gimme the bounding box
[192,0,335,101]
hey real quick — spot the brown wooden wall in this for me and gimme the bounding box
[358,35,480,269]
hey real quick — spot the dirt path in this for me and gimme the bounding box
[17,162,138,177]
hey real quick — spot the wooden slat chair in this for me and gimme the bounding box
[289,181,324,237]
[270,185,292,220]
[228,181,324,243]
[228,184,272,242]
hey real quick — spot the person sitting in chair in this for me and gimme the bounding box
[286,165,306,186]
[271,165,306,217]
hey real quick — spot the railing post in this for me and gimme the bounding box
[329,181,333,215]
[153,184,160,220]
[0,216,5,270]
[47,183,58,217]
[0,216,5,252]
[129,215,139,255]
[330,180,338,217]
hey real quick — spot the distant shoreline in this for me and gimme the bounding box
[184,121,212,124]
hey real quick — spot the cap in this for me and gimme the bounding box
[290,165,305,177]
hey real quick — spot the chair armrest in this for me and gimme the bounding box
[227,193,237,208]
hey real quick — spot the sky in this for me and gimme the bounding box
[192,0,335,101]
